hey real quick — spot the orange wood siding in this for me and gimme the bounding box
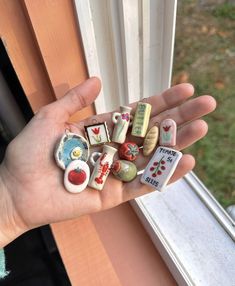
[0,1,177,285]
[91,204,177,286]
[52,216,122,286]
[22,0,94,122]
[0,0,55,112]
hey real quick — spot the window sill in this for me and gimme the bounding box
[131,172,235,285]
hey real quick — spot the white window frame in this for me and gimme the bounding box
[74,1,235,285]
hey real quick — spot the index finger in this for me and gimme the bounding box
[130,83,194,116]
[81,83,194,127]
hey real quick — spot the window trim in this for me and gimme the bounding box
[184,172,235,239]
[74,0,235,284]
[131,174,235,285]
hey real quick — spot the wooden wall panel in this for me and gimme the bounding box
[0,0,55,112]
[22,0,95,122]
[52,204,177,286]
[52,216,122,286]
[91,204,177,286]
[0,1,177,285]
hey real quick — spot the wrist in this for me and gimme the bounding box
[0,163,27,248]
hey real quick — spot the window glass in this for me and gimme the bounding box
[173,0,235,208]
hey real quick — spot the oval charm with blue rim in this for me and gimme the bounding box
[55,132,89,170]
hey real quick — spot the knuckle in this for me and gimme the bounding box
[70,90,86,109]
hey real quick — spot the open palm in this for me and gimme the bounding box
[0,77,216,236]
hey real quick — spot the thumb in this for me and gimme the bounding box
[50,77,101,121]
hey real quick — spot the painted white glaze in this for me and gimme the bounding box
[85,122,110,146]
[88,145,117,191]
[141,146,182,191]
[159,118,177,147]
[112,106,132,144]
[64,160,90,193]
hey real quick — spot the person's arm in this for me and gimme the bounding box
[0,173,8,278]
[0,248,9,278]
[0,170,15,279]
[0,168,26,249]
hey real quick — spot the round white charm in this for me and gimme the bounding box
[55,132,89,170]
[64,160,90,193]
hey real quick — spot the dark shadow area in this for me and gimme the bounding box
[0,38,71,286]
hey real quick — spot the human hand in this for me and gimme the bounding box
[0,77,216,247]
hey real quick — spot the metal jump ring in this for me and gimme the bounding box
[91,117,99,124]
[141,97,148,103]
[154,121,160,126]
[65,127,71,136]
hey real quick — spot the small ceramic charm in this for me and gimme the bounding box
[111,160,137,182]
[118,142,139,161]
[85,122,110,146]
[159,119,177,147]
[55,132,89,170]
[112,106,133,144]
[131,102,152,137]
[88,145,117,191]
[141,146,182,190]
[143,125,159,156]
[64,160,90,193]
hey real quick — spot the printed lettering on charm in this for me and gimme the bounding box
[85,122,110,146]
[112,106,133,144]
[88,145,117,191]
[141,146,182,191]
[55,132,89,170]
[131,102,152,138]
[159,119,177,147]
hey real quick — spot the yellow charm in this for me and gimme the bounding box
[131,102,152,137]
[143,125,159,156]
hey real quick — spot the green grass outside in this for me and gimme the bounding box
[172,0,235,207]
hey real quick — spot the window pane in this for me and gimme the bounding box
[172,0,235,208]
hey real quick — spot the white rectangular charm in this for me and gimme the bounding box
[141,146,182,191]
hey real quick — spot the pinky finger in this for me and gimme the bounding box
[168,154,195,184]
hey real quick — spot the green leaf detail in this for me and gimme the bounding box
[163,133,171,141]
[127,144,139,156]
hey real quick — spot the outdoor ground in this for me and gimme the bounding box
[172,0,235,207]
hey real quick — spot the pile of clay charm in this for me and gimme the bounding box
[54,102,182,193]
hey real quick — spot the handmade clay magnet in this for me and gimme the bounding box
[112,106,133,144]
[64,160,90,193]
[143,125,159,156]
[159,119,177,147]
[55,132,89,170]
[141,146,182,191]
[131,102,152,137]
[111,160,137,182]
[88,145,117,191]
[84,122,110,146]
[118,142,139,161]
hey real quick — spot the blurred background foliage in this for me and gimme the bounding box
[172,0,235,207]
